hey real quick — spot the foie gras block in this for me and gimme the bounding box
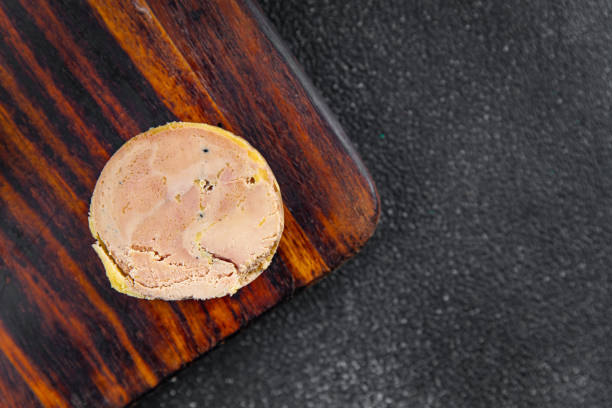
[89,122,284,300]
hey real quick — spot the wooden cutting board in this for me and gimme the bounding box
[0,0,379,406]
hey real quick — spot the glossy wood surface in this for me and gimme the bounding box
[0,0,379,406]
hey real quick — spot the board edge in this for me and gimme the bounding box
[244,0,381,255]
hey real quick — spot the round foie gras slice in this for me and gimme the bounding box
[88,122,284,300]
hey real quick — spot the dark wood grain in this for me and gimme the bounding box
[0,0,379,406]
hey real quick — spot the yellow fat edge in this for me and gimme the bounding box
[92,242,144,298]
[143,122,267,165]
[89,215,143,298]
[144,122,272,187]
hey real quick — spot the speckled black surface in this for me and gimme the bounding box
[134,1,612,407]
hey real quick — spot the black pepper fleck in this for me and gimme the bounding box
[203,148,209,153]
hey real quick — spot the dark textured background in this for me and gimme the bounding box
[134,1,612,407]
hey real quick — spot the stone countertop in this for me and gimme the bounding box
[134,1,612,407]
